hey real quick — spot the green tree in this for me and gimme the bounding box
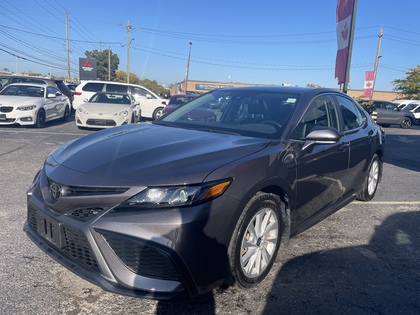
[85,49,120,81]
[392,65,420,100]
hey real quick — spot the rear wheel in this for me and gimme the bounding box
[153,107,164,120]
[35,109,46,128]
[357,154,380,201]
[227,192,282,288]
[61,105,70,121]
[400,117,412,129]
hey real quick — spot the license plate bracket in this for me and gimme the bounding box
[36,213,65,249]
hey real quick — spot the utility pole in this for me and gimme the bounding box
[370,27,383,100]
[121,20,133,84]
[65,12,71,80]
[185,42,192,93]
[108,47,111,80]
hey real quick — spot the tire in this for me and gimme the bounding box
[152,107,164,120]
[61,105,70,122]
[35,109,46,128]
[357,154,380,201]
[400,117,412,129]
[227,192,282,288]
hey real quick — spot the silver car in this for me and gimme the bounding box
[0,83,70,128]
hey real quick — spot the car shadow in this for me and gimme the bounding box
[383,133,420,172]
[262,210,420,315]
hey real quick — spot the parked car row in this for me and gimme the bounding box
[360,99,416,129]
[0,79,170,128]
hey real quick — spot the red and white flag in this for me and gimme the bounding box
[363,71,375,98]
[335,0,353,85]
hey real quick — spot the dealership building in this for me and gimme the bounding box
[171,79,398,101]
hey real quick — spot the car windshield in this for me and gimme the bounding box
[89,93,131,105]
[156,89,299,139]
[0,85,44,97]
[168,95,196,105]
[402,103,419,111]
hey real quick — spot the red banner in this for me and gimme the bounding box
[335,0,353,85]
[363,71,375,98]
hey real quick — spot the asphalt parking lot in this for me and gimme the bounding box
[0,118,419,315]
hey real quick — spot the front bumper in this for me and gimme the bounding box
[24,166,239,299]
[0,110,37,126]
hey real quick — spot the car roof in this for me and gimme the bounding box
[5,82,50,87]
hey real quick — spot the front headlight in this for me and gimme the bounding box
[114,110,129,117]
[121,179,232,209]
[77,107,89,114]
[16,105,37,111]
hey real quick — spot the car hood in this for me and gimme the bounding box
[80,103,132,114]
[48,123,271,186]
[0,95,44,106]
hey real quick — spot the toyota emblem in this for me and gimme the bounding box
[49,182,61,200]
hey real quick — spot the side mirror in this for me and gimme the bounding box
[47,93,56,98]
[302,126,341,150]
[146,93,152,99]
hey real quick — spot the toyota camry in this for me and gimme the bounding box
[24,86,385,299]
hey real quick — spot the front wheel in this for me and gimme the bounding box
[357,154,381,201]
[400,117,412,129]
[152,107,164,120]
[35,109,46,128]
[227,192,282,288]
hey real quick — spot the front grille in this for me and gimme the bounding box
[0,106,13,113]
[27,206,99,272]
[47,178,129,197]
[86,119,116,126]
[100,231,179,281]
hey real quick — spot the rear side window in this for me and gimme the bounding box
[106,84,127,93]
[83,82,104,92]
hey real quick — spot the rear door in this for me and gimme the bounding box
[334,94,374,196]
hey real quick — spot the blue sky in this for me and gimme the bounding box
[0,0,418,91]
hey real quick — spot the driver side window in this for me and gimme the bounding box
[292,95,338,140]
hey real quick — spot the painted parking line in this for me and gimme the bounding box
[352,201,420,205]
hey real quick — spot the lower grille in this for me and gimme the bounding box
[100,231,179,281]
[27,206,99,272]
[63,226,100,272]
[86,119,116,126]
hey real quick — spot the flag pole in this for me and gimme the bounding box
[342,0,358,94]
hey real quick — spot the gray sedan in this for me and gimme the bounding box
[24,86,385,299]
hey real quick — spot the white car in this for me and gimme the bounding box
[0,83,70,128]
[400,101,420,124]
[75,92,141,129]
[73,80,168,120]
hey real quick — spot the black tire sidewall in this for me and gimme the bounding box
[228,192,282,288]
[357,154,380,201]
[36,109,46,128]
